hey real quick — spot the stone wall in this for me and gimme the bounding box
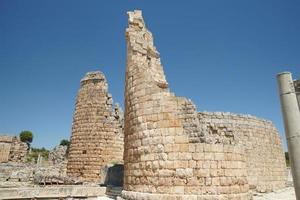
[67,71,124,183]
[0,135,13,163]
[198,112,287,192]
[49,145,68,165]
[9,137,28,163]
[0,135,27,163]
[121,10,251,200]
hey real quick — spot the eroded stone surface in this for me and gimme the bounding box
[0,135,27,163]
[0,185,107,199]
[198,112,287,192]
[0,145,72,187]
[67,71,124,183]
[122,10,252,199]
[253,187,296,200]
[49,145,68,165]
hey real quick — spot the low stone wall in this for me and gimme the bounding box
[0,136,13,163]
[198,112,287,192]
[0,135,27,163]
[0,186,106,200]
[123,142,250,199]
[9,137,27,163]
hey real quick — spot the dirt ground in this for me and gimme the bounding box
[253,187,296,200]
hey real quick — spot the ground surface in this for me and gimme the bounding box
[97,187,297,200]
[253,187,296,200]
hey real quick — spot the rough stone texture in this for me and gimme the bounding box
[0,135,27,163]
[8,137,28,163]
[253,187,296,200]
[0,135,13,163]
[49,145,68,165]
[198,112,287,192]
[122,10,251,199]
[67,71,124,183]
[0,160,77,187]
[0,162,35,188]
[0,185,107,200]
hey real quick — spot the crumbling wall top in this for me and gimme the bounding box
[199,111,275,125]
[0,135,13,143]
[127,10,145,28]
[80,71,106,86]
[126,10,168,89]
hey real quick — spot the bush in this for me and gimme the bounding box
[26,147,49,163]
[60,139,70,146]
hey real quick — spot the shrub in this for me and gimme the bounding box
[60,139,70,146]
[26,147,49,163]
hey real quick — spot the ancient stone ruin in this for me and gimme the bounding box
[119,10,286,200]
[67,71,124,183]
[0,135,27,163]
[0,10,290,200]
[198,112,286,192]
[0,143,70,189]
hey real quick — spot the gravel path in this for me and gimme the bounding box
[253,187,296,200]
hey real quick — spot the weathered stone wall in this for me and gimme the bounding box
[198,112,287,192]
[9,137,28,163]
[49,145,68,165]
[67,71,123,183]
[0,135,27,163]
[0,136,13,163]
[122,10,251,200]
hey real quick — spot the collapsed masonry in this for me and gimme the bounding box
[67,71,124,183]
[0,144,74,188]
[120,10,286,200]
[0,135,27,163]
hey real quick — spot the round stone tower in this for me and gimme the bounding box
[121,10,252,200]
[67,71,123,183]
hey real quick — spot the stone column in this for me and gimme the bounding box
[277,72,300,200]
[294,80,300,110]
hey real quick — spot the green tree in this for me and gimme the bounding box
[60,139,70,146]
[19,130,33,147]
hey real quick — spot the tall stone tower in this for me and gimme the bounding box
[67,71,123,183]
[121,10,252,199]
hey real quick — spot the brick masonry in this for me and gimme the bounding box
[67,71,123,183]
[120,10,253,199]
[0,136,13,163]
[0,135,27,163]
[198,112,286,192]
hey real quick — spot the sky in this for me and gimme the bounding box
[0,0,299,150]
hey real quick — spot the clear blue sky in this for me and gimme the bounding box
[0,0,299,150]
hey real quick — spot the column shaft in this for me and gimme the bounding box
[294,80,300,110]
[277,72,300,200]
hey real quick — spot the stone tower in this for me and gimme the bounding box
[67,71,123,183]
[121,10,252,199]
